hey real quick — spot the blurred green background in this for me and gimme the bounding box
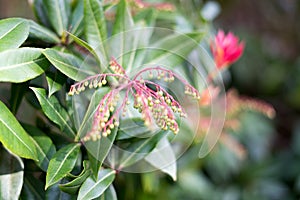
[1,0,300,199]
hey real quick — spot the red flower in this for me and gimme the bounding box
[210,30,245,69]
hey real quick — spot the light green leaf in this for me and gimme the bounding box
[78,169,115,200]
[117,131,165,169]
[0,146,24,200]
[70,0,84,36]
[0,18,29,52]
[99,185,118,200]
[144,32,205,67]
[30,87,76,138]
[0,101,38,160]
[28,20,60,43]
[0,48,48,83]
[46,70,67,97]
[59,161,91,194]
[84,0,107,65]
[67,31,99,62]
[23,124,56,172]
[45,143,81,189]
[145,137,177,181]
[43,48,95,81]
[44,0,70,36]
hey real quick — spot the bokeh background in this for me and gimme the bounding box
[0,0,299,199]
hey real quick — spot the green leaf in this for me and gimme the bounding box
[59,161,91,194]
[31,0,51,28]
[84,0,107,64]
[0,101,38,160]
[117,131,165,169]
[0,146,24,200]
[145,137,177,181]
[144,32,205,67]
[0,18,29,52]
[67,31,99,62]
[30,87,76,138]
[28,20,60,43]
[23,124,56,172]
[44,0,70,36]
[70,0,84,36]
[46,69,67,97]
[46,181,77,200]
[46,143,81,189]
[20,173,45,200]
[10,82,29,114]
[0,48,48,83]
[112,0,134,35]
[43,48,95,81]
[78,169,115,200]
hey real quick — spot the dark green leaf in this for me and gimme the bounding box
[20,173,45,200]
[28,20,60,44]
[45,143,81,189]
[59,161,91,194]
[46,69,67,97]
[0,101,38,160]
[46,181,76,200]
[0,146,24,200]
[43,48,95,81]
[0,18,29,52]
[30,87,76,138]
[23,124,56,172]
[78,169,115,200]
[10,82,29,114]
[0,48,48,83]
[44,0,70,36]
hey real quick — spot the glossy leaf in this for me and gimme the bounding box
[59,161,91,194]
[23,124,56,172]
[45,143,81,189]
[43,48,95,81]
[0,101,38,160]
[117,131,165,169]
[84,0,107,64]
[0,18,29,52]
[30,87,76,138]
[145,137,177,181]
[99,185,118,200]
[78,169,115,200]
[144,32,205,67]
[46,69,67,97]
[28,20,60,43]
[0,146,24,200]
[44,0,70,36]
[0,48,48,83]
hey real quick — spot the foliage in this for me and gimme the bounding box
[0,0,281,200]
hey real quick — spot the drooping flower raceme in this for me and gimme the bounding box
[210,30,245,69]
[69,58,200,141]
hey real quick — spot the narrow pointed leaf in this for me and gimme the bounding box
[46,143,81,189]
[44,0,70,36]
[23,124,56,172]
[0,48,48,83]
[0,18,29,52]
[70,0,84,36]
[43,48,95,81]
[78,169,115,200]
[28,20,60,43]
[30,87,76,138]
[0,101,38,160]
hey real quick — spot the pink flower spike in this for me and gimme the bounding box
[210,30,245,69]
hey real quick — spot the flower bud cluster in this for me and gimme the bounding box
[68,58,200,141]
